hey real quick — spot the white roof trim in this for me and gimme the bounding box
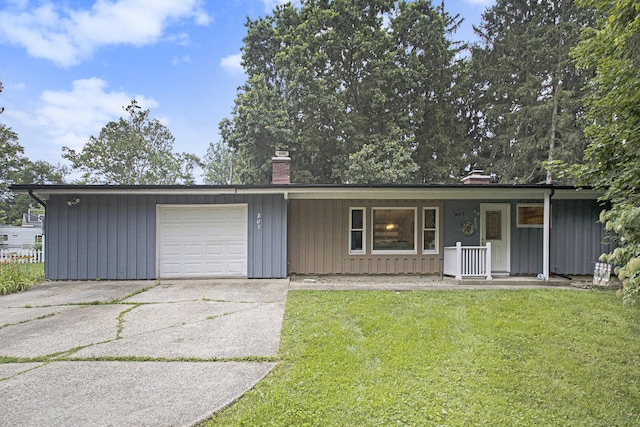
[16,185,603,201]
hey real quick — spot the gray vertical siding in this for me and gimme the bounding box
[550,199,612,275]
[444,199,609,275]
[443,200,482,246]
[45,193,287,280]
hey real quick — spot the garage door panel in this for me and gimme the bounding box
[227,243,246,256]
[157,205,248,278]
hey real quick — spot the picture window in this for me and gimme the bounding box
[372,208,417,254]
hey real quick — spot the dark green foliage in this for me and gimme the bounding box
[223,0,468,184]
[559,0,640,302]
[469,0,598,183]
[0,123,65,224]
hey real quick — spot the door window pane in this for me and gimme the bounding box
[485,211,502,240]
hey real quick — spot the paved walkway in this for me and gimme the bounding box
[0,279,289,427]
[289,274,589,291]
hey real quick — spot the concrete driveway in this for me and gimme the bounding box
[0,279,289,427]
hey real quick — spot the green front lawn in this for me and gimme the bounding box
[206,289,640,426]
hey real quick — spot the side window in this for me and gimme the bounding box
[423,207,439,254]
[349,208,365,254]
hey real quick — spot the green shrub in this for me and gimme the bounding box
[0,262,44,295]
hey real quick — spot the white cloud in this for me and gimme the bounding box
[172,55,192,65]
[220,53,244,76]
[12,78,157,151]
[0,0,212,67]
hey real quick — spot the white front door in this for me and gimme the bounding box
[480,204,510,274]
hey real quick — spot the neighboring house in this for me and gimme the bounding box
[11,162,611,281]
[0,225,43,250]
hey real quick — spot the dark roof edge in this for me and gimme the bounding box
[10,183,594,191]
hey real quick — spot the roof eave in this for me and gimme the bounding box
[10,183,602,201]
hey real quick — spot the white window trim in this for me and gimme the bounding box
[349,207,366,255]
[371,207,417,255]
[516,203,548,228]
[422,207,439,254]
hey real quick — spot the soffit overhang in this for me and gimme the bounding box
[10,184,602,201]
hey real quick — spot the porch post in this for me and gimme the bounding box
[543,190,551,281]
[455,241,462,280]
[485,242,492,280]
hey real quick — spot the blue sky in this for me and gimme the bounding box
[0,0,494,176]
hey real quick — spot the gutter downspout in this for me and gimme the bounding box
[28,189,47,269]
[28,189,46,208]
[543,188,555,280]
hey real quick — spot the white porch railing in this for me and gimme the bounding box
[0,249,45,263]
[443,242,492,280]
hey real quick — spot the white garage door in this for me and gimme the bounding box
[157,204,248,278]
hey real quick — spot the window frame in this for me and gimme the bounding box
[371,207,417,255]
[0,234,8,242]
[516,204,547,228]
[422,207,439,254]
[349,207,366,255]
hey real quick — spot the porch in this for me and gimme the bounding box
[443,242,493,280]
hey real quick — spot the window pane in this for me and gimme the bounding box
[518,206,543,226]
[423,230,436,251]
[373,209,415,251]
[424,209,436,229]
[351,231,363,251]
[351,209,363,230]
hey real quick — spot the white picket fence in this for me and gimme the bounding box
[443,242,492,280]
[0,249,45,263]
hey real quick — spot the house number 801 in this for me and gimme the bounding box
[256,213,262,230]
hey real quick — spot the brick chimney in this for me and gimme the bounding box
[272,151,291,184]
[462,170,492,185]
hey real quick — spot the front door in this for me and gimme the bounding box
[480,204,510,275]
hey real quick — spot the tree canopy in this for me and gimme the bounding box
[223,0,468,184]
[63,100,201,185]
[468,0,598,184]
[560,0,640,302]
[202,140,236,185]
[0,123,66,224]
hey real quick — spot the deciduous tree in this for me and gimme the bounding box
[63,100,201,185]
[561,0,640,302]
[202,140,236,185]
[223,0,468,184]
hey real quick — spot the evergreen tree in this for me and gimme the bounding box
[469,0,598,183]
